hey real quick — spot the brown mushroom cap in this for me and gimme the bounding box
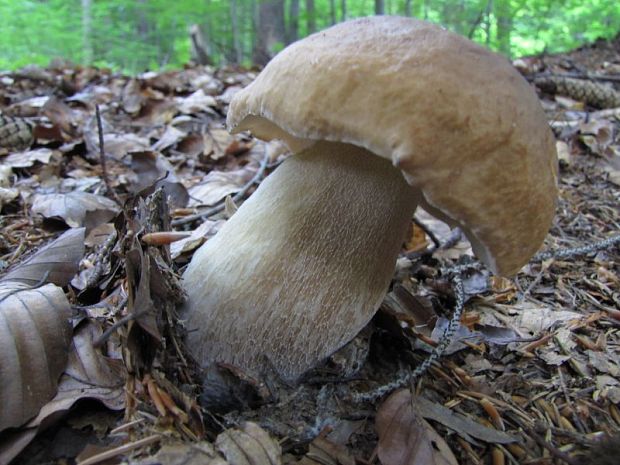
[227,16,558,276]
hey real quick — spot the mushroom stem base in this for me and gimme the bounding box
[182,141,419,381]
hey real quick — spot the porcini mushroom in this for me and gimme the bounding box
[182,16,557,382]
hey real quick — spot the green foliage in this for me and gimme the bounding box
[0,0,618,72]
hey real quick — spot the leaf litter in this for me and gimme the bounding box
[0,36,619,465]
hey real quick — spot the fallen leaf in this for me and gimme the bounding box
[376,390,458,465]
[215,422,281,465]
[0,320,125,463]
[128,151,189,208]
[188,164,258,207]
[0,187,18,209]
[0,282,72,432]
[2,148,54,168]
[296,436,355,465]
[170,219,224,258]
[151,125,186,152]
[31,191,120,229]
[176,89,217,114]
[1,227,85,286]
[42,96,79,136]
[414,396,517,444]
[133,441,228,465]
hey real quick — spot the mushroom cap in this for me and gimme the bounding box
[227,16,558,276]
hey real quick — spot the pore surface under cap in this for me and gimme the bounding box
[227,16,558,275]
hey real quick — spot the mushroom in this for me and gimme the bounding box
[182,16,557,383]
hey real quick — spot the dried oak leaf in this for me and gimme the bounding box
[31,191,120,229]
[0,281,72,432]
[0,320,125,464]
[2,227,85,287]
[215,422,281,465]
[376,390,458,465]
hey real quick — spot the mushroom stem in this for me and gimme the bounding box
[182,141,419,381]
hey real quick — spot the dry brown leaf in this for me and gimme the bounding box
[0,320,125,463]
[376,390,458,465]
[177,133,206,158]
[131,441,229,465]
[128,151,189,208]
[122,78,145,114]
[42,96,79,136]
[187,164,258,207]
[2,147,54,168]
[170,219,224,258]
[176,89,217,114]
[31,191,120,229]
[151,125,186,152]
[208,128,234,160]
[215,422,281,465]
[0,281,72,432]
[2,227,85,286]
[414,396,516,444]
[296,437,355,465]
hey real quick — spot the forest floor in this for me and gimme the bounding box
[0,35,619,465]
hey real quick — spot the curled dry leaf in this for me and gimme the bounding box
[376,390,458,465]
[31,191,120,229]
[215,422,281,465]
[0,281,72,432]
[2,227,85,286]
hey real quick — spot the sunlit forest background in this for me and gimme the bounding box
[0,0,618,72]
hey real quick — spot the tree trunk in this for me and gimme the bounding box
[404,0,412,17]
[230,0,242,64]
[494,0,512,56]
[306,0,316,34]
[190,24,211,65]
[253,0,286,66]
[329,0,336,25]
[81,0,93,65]
[375,0,384,15]
[341,0,347,21]
[288,0,299,43]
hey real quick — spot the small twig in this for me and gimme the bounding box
[95,105,123,208]
[172,149,270,227]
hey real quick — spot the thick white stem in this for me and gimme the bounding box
[182,141,419,381]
